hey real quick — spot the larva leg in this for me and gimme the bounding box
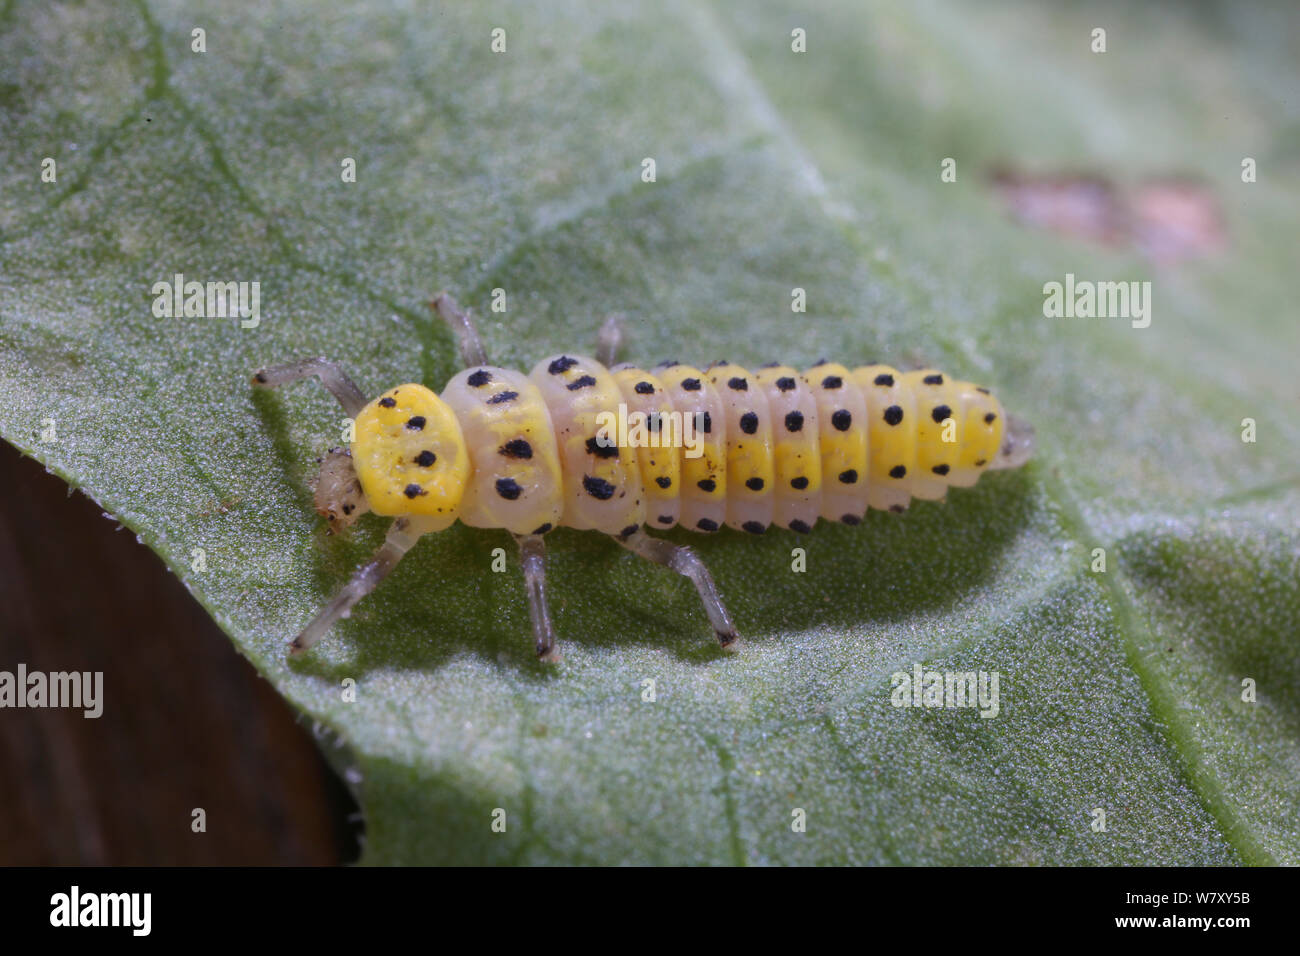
[432,292,489,368]
[595,312,625,367]
[516,532,560,662]
[616,530,739,650]
[251,357,368,418]
[289,516,427,655]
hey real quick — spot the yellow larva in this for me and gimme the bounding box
[252,298,1034,661]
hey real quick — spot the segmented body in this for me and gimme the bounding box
[351,357,1007,538]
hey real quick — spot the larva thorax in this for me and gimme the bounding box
[341,355,1034,539]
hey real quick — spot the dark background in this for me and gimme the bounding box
[0,442,357,865]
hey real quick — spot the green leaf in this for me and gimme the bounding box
[3,0,1297,864]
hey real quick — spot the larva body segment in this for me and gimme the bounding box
[609,364,681,531]
[754,364,823,534]
[530,354,645,535]
[440,366,564,535]
[654,362,727,533]
[900,368,961,501]
[949,383,1005,487]
[706,362,777,535]
[802,362,870,526]
[851,364,917,513]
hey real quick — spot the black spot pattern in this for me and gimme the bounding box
[467,369,492,387]
[874,373,894,387]
[883,405,903,426]
[634,381,655,395]
[405,416,426,430]
[923,373,944,385]
[697,478,716,493]
[585,436,620,459]
[739,412,758,434]
[415,450,437,467]
[658,514,674,525]
[486,391,517,405]
[789,519,811,534]
[932,404,952,424]
[790,476,809,490]
[567,375,597,391]
[532,523,553,535]
[403,483,426,499]
[682,377,702,391]
[776,376,797,391]
[548,356,578,374]
[655,476,672,489]
[495,477,522,500]
[985,412,997,424]
[582,475,615,500]
[745,477,764,491]
[696,517,719,532]
[889,465,907,479]
[378,397,396,408]
[728,376,748,391]
[785,411,804,432]
[821,375,843,389]
[831,409,852,431]
[620,524,640,539]
[838,469,858,484]
[742,521,766,535]
[932,464,950,476]
[499,439,533,459]
[700,411,713,433]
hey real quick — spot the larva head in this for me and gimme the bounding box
[313,447,371,533]
[987,413,1035,470]
[351,383,470,528]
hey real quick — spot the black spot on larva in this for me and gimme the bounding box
[789,519,812,534]
[932,464,950,476]
[655,476,672,489]
[745,477,764,491]
[790,476,809,490]
[682,377,702,391]
[785,410,804,432]
[831,409,852,431]
[742,521,766,535]
[658,514,674,524]
[985,412,997,424]
[585,436,619,459]
[821,375,843,389]
[495,477,522,500]
[620,524,640,539]
[548,356,578,374]
[776,376,797,392]
[700,411,713,433]
[932,404,952,424]
[467,369,492,387]
[838,469,858,484]
[415,450,437,467]
[647,412,662,432]
[976,386,990,394]
[378,396,396,408]
[696,517,719,532]
[889,504,906,513]
[487,390,518,405]
[405,415,426,430]
[889,464,907,479]
[697,478,716,493]
[974,458,987,467]
[841,513,861,526]
[883,405,903,426]
[582,475,615,500]
[532,523,553,535]
[567,375,597,391]
[739,412,758,434]
[634,381,654,395]
[923,373,944,385]
[403,483,426,499]
[728,376,748,391]
[499,439,533,459]
[874,373,894,387]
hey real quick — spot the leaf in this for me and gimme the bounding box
[3,0,1297,864]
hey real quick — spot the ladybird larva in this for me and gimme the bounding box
[251,297,1034,661]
